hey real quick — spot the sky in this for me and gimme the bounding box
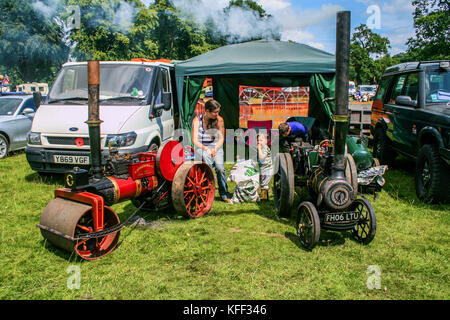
[141,0,416,55]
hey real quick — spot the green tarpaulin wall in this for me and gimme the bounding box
[174,40,336,141]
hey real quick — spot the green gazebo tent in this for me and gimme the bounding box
[174,39,336,139]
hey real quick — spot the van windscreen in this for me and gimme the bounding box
[49,64,154,104]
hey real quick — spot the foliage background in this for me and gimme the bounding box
[0,0,448,87]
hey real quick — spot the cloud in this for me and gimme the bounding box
[356,0,415,53]
[265,3,344,51]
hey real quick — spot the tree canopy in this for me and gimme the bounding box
[0,0,448,88]
[349,24,392,85]
[406,0,450,61]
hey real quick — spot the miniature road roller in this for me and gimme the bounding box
[37,61,215,260]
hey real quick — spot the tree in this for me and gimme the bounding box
[67,0,158,61]
[0,0,69,83]
[149,0,213,60]
[406,0,450,60]
[350,24,391,85]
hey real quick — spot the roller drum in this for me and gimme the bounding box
[39,197,120,260]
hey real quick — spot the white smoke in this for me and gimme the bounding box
[30,0,139,34]
[31,0,61,19]
[172,0,280,42]
[171,0,343,49]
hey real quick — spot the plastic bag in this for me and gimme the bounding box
[227,159,260,186]
[228,160,260,203]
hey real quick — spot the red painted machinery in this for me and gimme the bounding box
[38,141,215,260]
[37,62,215,260]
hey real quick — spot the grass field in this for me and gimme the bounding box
[0,151,449,300]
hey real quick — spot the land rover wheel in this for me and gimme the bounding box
[415,144,450,204]
[373,128,395,165]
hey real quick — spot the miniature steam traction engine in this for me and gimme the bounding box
[274,12,380,250]
[37,62,215,260]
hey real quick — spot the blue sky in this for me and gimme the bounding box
[142,0,416,55]
[268,0,416,54]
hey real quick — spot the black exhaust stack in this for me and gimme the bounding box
[86,61,103,180]
[332,11,351,180]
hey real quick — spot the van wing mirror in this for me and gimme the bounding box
[395,95,417,107]
[162,92,171,111]
[22,108,35,115]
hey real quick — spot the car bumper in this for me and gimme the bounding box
[25,145,148,173]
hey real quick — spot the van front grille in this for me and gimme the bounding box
[46,137,90,146]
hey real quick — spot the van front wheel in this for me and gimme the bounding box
[148,142,159,152]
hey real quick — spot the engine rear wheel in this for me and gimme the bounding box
[172,161,215,218]
[274,153,294,217]
[345,153,358,196]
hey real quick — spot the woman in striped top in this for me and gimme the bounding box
[192,99,231,203]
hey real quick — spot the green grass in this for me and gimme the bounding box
[0,151,449,300]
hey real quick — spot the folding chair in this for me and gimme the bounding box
[247,120,273,147]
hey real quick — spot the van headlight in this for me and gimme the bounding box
[105,132,137,147]
[27,132,41,145]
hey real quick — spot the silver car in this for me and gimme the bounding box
[0,95,37,159]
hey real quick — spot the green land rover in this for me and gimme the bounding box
[371,60,450,204]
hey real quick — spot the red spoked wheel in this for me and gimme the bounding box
[74,207,121,260]
[171,161,215,218]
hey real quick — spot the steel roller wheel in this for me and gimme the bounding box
[296,201,320,250]
[171,161,215,218]
[40,198,120,260]
[351,197,376,245]
[274,153,294,217]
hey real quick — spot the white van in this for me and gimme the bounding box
[26,59,178,174]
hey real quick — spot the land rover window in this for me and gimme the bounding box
[375,76,393,102]
[426,70,450,104]
[389,75,407,103]
[403,73,419,102]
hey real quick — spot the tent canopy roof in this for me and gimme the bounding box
[174,40,335,77]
